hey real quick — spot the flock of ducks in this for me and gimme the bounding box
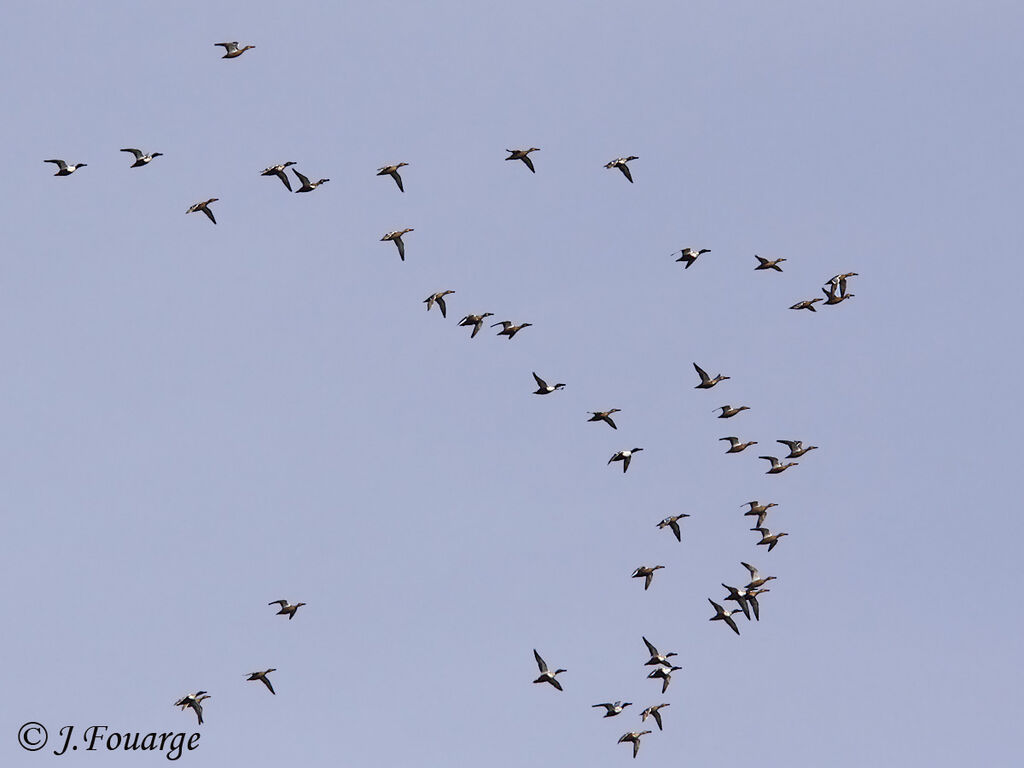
[511,320,854,756]
[44,39,860,756]
[175,598,307,724]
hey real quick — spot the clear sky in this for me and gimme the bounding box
[2,1,1022,766]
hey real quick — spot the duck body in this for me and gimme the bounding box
[647,664,681,694]
[532,649,566,691]
[675,247,710,268]
[505,147,540,172]
[605,156,639,182]
[121,148,163,167]
[642,636,678,667]
[609,447,643,472]
[492,320,532,339]
[741,561,777,590]
[261,162,297,191]
[752,527,789,551]
[587,409,621,429]
[215,42,255,58]
[380,228,413,260]
[709,598,741,635]
[593,701,632,717]
[759,455,798,474]
[246,669,277,695]
[377,162,408,192]
[715,404,749,418]
[755,255,786,271]
[45,159,87,176]
[694,362,729,388]
[790,298,823,312]
[293,169,329,193]
[532,372,565,394]
[424,290,454,318]
[458,313,494,338]
[777,439,818,458]
[174,692,209,725]
[656,514,689,542]
[720,436,757,453]
[640,703,670,731]
[268,599,306,619]
[631,564,664,590]
[186,198,219,224]
[618,731,653,759]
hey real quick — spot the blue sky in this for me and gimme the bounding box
[2,2,1022,765]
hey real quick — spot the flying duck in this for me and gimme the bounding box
[640,703,670,731]
[186,198,218,224]
[674,247,710,269]
[215,42,255,58]
[826,272,858,297]
[505,147,540,173]
[721,584,753,620]
[647,664,681,694]
[120,148,163,167]
[715,404,749,418]
[260,162,297,191]
[593,701,633,717]
[532,372,565,395]
[424,290,455,318]
[739,587,770,620]
[293,169,329,193]
[268,599,306,619]
[694,362,729,389]
[743,501,777,529]
[822,283,854,305]
[44,159,87,176]
[752,527,789,551]
[605,156,639,182]
[245,669,276,695]
[175,692,209,725]
[631,564,664,591]
[743,501,777,515]
[709,599,742,636]
[376,163,408,192]
[777,439,818,458]
[458,313,494,338]
[491,320,532,339]
[720,436,757,454]
[532,649,566,691]
[759,455,798,474]
[790,298,823,312]
[642,636,678,667]
[754,255,786,272]
[380,228,413,260]
[618,731,653,759]
[656,514,689,542]
[609,448,643,473]
[740,562,777,590]
[587,409,621,429]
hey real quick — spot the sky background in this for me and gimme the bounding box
[2,1,1023,765]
